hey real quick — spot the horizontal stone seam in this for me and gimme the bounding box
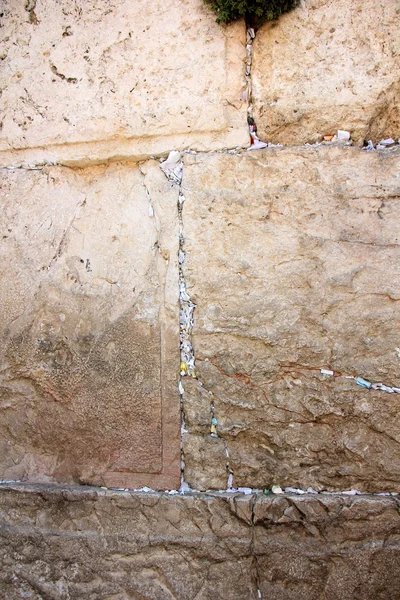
[1,484,399,501]
[0,127,234,154]
[1,525,399,555]
[1,143,398,170]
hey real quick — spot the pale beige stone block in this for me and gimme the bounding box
[0,0,248,166]
[0,160,180,489]
[252,0,400,144]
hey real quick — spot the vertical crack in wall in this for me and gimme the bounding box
[253,500,263,600]
[178,192,196,381]
[178,186,193,491]
[245,27,255,124]
[159,150,235,491]
[159,151,194,491]
[246,27,267,150]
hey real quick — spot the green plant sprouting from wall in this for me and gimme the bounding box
[203,0,300,27]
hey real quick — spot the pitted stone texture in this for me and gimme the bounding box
[0,161,180,489]
[182,377,212,434]
[252,0,400,144]
[0,0,248,166]
[0,484,399,599]
[183,433,228,491]
[182,146,400,492]
[181,378,228,491]
[0,484,256,600]
[254,494,400,600]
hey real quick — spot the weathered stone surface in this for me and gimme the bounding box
[0,160,180,489]
[0,483,399,599]
[181,378,227,491]
[182,377,212,434]
[0,0,248,166]
[182,146,400,492]
[252,0,400,144]
[183,433,228,491]
[254,494,400,600]
[0,483,256,600]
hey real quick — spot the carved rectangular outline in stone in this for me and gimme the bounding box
[97,164,181,490]
[108,325,163,477]
[103,321,180,489]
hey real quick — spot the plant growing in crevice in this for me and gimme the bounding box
[203,0,300,28]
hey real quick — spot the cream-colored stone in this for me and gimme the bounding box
[182,146,400,491]
[252,0,400,144]
[0,0,248,166]
[0,160,180,489]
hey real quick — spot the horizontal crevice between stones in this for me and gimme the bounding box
[0,129,248,169]
[1,139,398,170]
[0,482,398,501]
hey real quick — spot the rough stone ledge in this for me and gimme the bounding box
[1,483,400,599]
[1,140,398,170]
[0,130,248,169]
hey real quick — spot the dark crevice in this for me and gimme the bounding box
[25,0,38,24]
[50,64,78,84]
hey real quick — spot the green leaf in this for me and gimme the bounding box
[204,0,300,27]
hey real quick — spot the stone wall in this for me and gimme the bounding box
[1,483,400,600]
[181,146,400,492]
[0,161,180,489]
[252,0,400,145]
[0,0,247,164]
[1,0,400,597]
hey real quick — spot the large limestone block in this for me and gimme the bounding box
[182,146,400,492]
[0,160,180,489]
[252,0,400,144]
[253,494,400,600]
[0,483,399,599]
[0,484,256,600]
[0,0,248,166]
